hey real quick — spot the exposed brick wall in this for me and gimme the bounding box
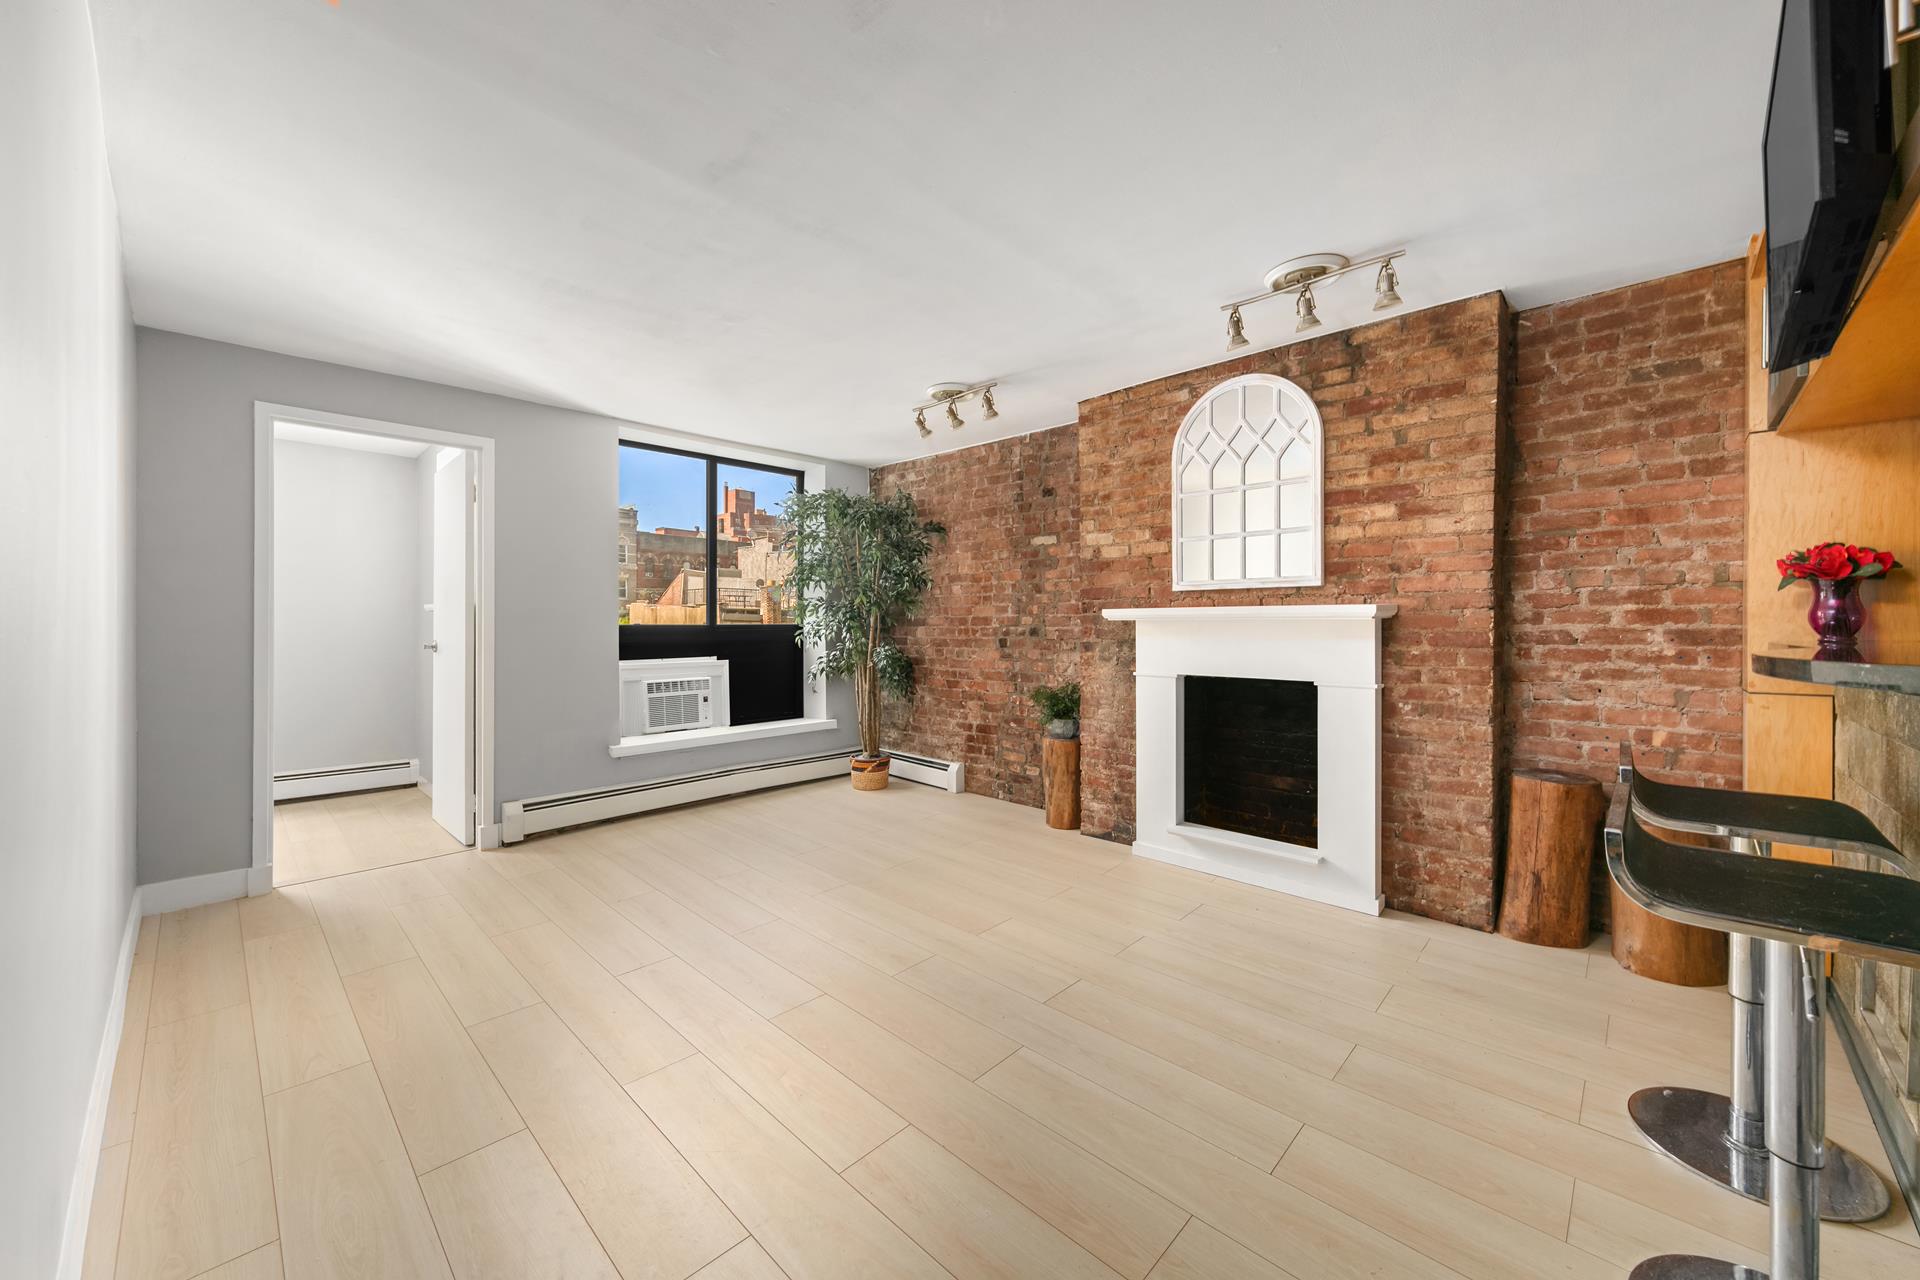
[1076,294,1509,927]
[1505,262,1748,789]
[870,262,1748,930]
[873,426,1081,807]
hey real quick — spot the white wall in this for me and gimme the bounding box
[0,1,138,1275]
[136,329,868,884]
[273,439,422,773]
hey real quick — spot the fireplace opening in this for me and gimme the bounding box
[1182,675,1317,849]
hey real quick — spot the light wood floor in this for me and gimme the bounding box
[273,786,464,885]
[87,780,1919,1280]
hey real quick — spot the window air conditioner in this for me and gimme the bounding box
[641,675,713,734]
[619,657,731,738]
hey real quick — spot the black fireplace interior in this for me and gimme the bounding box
[1182,675,1318,849]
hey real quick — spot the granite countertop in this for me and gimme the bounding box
[1752,646,1920,698]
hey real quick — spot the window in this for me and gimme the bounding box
[617,441,807,727]
[1172,373,1323,589]
[617,443,801,625]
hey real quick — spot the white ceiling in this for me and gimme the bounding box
[88,1,1779,467]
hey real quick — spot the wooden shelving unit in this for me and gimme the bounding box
[1768,197,1920,434]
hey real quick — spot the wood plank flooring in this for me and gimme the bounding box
[88,779,1919,1279]
[272,786,463,885]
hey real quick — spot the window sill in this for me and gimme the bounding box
[608,717,840,758]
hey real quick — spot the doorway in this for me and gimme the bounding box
[252,403,495,890]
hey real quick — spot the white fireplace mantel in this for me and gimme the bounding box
[1103,605,1396,623]
[1102,603,1396,914]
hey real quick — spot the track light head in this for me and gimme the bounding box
[914,408,931,439]
[981,388,999,420]
[945,400,964,430]
[1295,285,1321,333]
[1226,306,1249,351]
[1373,260,1403,311]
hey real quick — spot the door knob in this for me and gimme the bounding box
[423,642,439,652]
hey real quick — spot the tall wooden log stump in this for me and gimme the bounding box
[1042,737,1080,831]
[1498,769,1607,948]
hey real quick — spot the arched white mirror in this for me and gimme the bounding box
[1171,373,1323,589]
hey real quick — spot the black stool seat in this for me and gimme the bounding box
[1608,807,1920,964]
[1626,752,1906,873]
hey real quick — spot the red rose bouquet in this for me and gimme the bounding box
[1775,542,1900,590]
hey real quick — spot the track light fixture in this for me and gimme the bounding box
[1295,286,1321,333]
[1373,260,1402,311]
[908,381,1001,440]
[1217,249,1406,350]
[1226,306,1249,350]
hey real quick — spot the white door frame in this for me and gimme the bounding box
[252,401,500,893]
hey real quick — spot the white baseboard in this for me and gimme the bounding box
[502,750,850,842]
[273,758,418,801]
[56,888,142,1280]
[888,750,964,793]
[139,866,251,916]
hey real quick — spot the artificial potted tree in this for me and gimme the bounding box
[784,489,944,790]
[1030,681,1081,829]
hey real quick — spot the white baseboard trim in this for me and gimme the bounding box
[272,758,418,801]
[502,750,850,842]
[56,888,142,1280]
[139,866,251,916]
[888,750,964,793]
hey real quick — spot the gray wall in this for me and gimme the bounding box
[273,439,422,773]
[136,329,867,884]
[1,0,139,1272]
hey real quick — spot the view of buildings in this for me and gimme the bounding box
[618,485,795,624]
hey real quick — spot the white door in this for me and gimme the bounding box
[430,448,475,844]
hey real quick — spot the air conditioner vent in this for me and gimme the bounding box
[620,657,730,738]
[643,676,712,734]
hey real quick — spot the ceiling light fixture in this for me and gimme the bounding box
[1295,285,1321,333]
[908,381,1001,440]
[1226,306,1249,350]
[1373,260,1403,311]
[1217,249,1407,350]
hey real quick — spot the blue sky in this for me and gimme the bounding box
[618,445,797,531]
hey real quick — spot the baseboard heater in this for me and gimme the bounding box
[500,750,850,843]
[273,758,418,801]
[887,750,965,793]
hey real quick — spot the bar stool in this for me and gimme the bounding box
[1619,747,1905,1223]
[1606,791,1920,1279]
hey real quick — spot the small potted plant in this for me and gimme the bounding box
[1776,541,1902,658]
[1030,682,1080,740]
[1029,682,1081,829]
[783,489,945,790]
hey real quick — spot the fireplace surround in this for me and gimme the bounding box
[1103,604,1395,914]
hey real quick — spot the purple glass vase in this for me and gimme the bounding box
[1806,576,1866,658]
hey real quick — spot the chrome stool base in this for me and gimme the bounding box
[1629,1256,1764,1279]
[1629,1086,1890,1223]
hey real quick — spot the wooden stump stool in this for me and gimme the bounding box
[1042,737,1080,830]
[1498,769,1607,948]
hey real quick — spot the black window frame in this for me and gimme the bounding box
[617,439,804,629]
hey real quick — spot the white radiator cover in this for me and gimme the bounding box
[619,657,730,738]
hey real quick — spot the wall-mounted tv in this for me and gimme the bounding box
[1763,0,1894,371]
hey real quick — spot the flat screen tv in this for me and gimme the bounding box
[1763,0,1893,371]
